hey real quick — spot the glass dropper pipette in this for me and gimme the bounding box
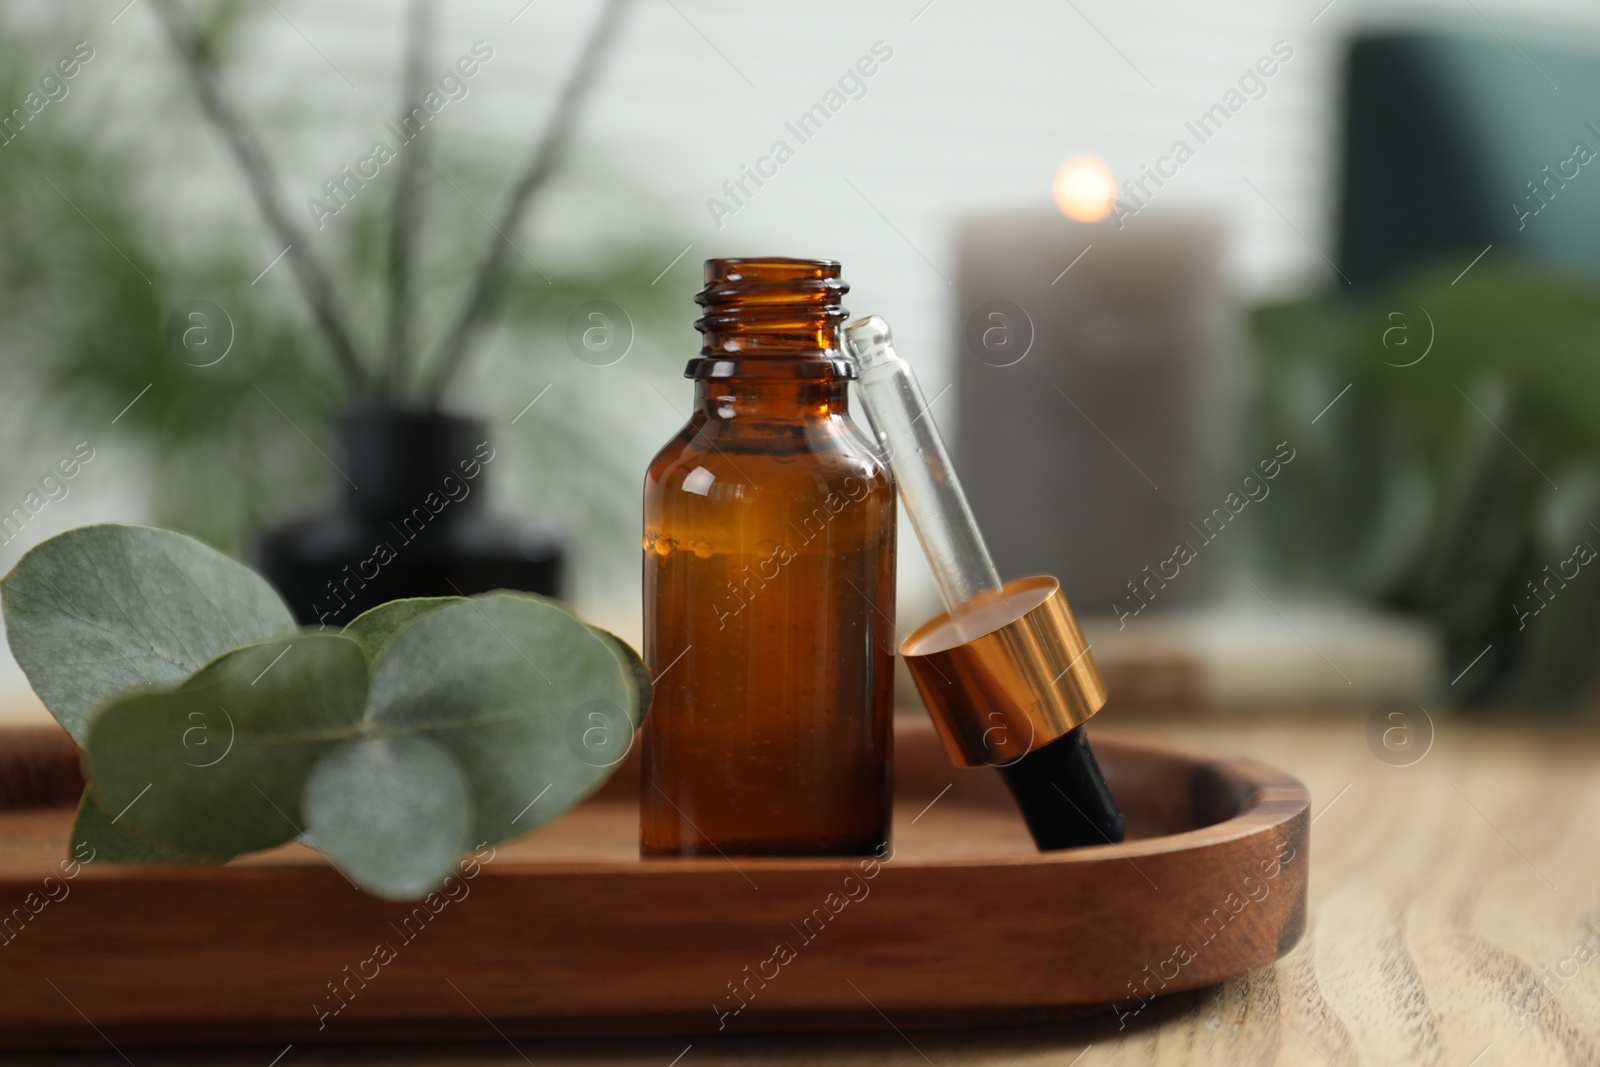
[844,315,1000,641]
[845,315,1125,850]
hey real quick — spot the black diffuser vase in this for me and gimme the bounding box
[255,403,563,627]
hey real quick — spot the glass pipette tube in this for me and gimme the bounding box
[844,316,1000,641]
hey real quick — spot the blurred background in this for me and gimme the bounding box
[3,0,1599,719]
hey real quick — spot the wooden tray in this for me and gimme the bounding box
[0,716,1308,1049]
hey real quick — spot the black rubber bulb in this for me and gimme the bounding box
[996,723,1124,851]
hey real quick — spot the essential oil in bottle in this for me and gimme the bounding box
[640,258,896,857]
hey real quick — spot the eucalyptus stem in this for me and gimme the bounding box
[423,0,634,402]
[149,0,371,390]
[382,0,437,398]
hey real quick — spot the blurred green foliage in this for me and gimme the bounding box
[1247,259,1600,710]
[0,8,689,583]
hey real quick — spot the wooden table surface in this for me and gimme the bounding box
[3,708,1597,1067]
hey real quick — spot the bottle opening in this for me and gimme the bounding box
[690,257,854,379]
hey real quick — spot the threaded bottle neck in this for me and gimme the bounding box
[688,258,856,380]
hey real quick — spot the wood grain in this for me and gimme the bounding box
[1,710,1595,1065]
[0,725,81,811]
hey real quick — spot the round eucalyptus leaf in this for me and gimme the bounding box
[85,634,369,859]
[7,523,650,899]
[2,524,295,744]
[585,623,653,722]
[304,735,472,901]
[71,788,216,865]
[565,698,635,768]
[367,593,638,845]
[342,596,463,664]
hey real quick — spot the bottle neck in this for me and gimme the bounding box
[694,379,851,420]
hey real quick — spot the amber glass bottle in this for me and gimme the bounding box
[641,258,896,857]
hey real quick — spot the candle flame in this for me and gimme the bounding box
[1053,156,1115,223]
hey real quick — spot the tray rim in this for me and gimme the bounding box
[0,723,1307,881]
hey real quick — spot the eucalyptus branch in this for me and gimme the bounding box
[424,0,634,401]
[149,0,371,389]
[382,0,437,397]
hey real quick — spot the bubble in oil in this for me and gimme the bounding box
[643,529,676,556]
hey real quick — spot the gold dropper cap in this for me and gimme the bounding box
[900,575,1107,768]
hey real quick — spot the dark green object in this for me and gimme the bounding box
[1339,29,1600,288]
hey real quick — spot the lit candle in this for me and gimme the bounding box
[951,158,1233,622]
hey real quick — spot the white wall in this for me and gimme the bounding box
[153,0,1600,359]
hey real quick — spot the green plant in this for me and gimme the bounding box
[0,5,688,576]
[1246,258,1600,710]
[2,524,649,899]
[141,0,642,400]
